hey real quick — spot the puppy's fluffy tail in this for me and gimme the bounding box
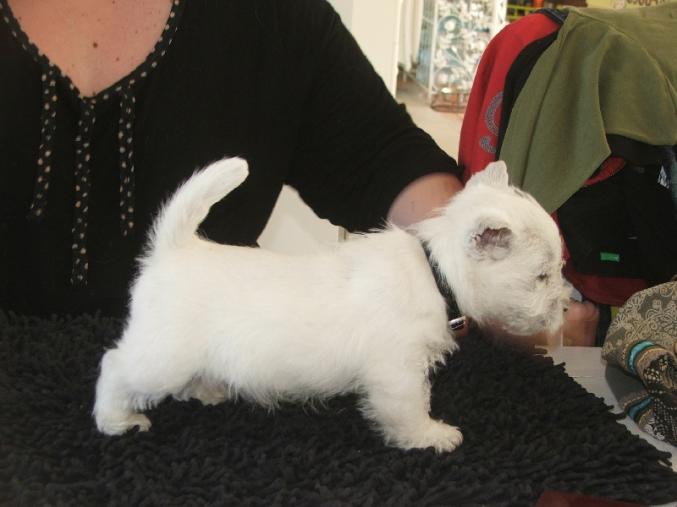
[148,157,248,253]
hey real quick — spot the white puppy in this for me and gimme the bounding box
[94,158,569,452]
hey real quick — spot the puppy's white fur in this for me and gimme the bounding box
[94,157,569,452]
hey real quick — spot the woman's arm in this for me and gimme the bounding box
[387,172,463,227]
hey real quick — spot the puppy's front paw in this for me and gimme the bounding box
[174,380,230,406]
[405,420,463,453]
[193,383,230,406]
[96,413,151,436]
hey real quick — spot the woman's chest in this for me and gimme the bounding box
[7,0,173,97]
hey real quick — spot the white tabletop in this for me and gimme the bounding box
[545,345,676,472]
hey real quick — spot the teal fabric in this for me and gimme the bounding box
[628,340,658,375]
[500,3,677,212]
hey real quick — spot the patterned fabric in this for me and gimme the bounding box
[602,281,677,445]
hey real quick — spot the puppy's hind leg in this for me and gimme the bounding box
[360,365,463,453]
[93,345,196,436]
[93,348,152,435]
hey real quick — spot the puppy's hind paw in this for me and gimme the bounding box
[96,413,151,436]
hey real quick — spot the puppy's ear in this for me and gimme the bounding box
[467,161,509,188]
[467,219,513,260]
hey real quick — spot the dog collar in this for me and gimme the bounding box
[420,242,465,330]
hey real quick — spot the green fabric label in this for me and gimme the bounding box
[600,252,620,262]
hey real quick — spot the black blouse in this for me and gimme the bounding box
[0,0,459,317]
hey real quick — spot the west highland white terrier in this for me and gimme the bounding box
[94,157,569,452]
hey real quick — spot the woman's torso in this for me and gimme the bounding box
[0,0,303,316]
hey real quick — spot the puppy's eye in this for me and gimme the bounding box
[537,274,549,282]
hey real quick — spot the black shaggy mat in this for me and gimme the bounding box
[1,312,676,507]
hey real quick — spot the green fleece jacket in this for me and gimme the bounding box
[500,3,677,212]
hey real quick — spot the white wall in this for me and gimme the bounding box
[330,0,402,95]
[257,188,340,254]
[258,0,402,253]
